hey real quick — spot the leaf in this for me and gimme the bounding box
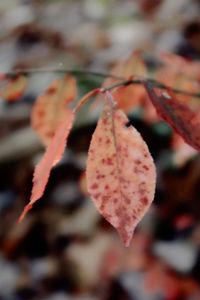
[157,68,199,103]
[144,82,200,151]
[102,51,146,112]
[159,53,188,70]
[86,92,156,247]
[111,83,145,112]
[142,94,160,124]
[171,133,197,167]
[0,75,27,101]
[18,111,75,222]
[74,88,100,113]
[157,53,200,103]
[159,52,200,79]
[31,75,76,146]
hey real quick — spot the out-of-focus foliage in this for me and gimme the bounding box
[0,0,200,300]
[31,75,76,146]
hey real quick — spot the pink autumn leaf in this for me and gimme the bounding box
[144,82,200,151]
[86,92,156,247]
[18,110,75,222]
[31,75,77,146]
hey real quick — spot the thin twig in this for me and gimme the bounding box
[102,78,142,92]
[102,78,200,98]
[1,68,200,99]
[3,68,124,81]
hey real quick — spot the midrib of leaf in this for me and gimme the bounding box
[107,96,127,221]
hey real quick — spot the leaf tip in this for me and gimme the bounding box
[17,204,33,224]
[117,227,134,248]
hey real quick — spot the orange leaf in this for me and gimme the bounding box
[18,111,75,222]
[159,52,200,80]
[159,53,188,70]
[157,68,199,103]
[103,51,147,112]
[157,53,200,103]
[31,75,77,146]
[86,92,156,247]
[111,84,145,111]
[0,75,27,101]
[106,50,146,82]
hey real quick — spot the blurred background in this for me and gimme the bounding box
[0,0,200,299]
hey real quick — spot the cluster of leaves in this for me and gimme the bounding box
[1,52,200,247]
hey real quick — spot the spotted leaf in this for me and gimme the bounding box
[32,75,76,146]
[86,92,156,247]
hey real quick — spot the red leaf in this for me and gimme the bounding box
[86,92,156,247]
[144,82,200,151]
[31,75,76,146]
[18,111,75,222]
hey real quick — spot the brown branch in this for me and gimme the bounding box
[102,78,200,99]
[3,68,124,81]
[1,68,200,99]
